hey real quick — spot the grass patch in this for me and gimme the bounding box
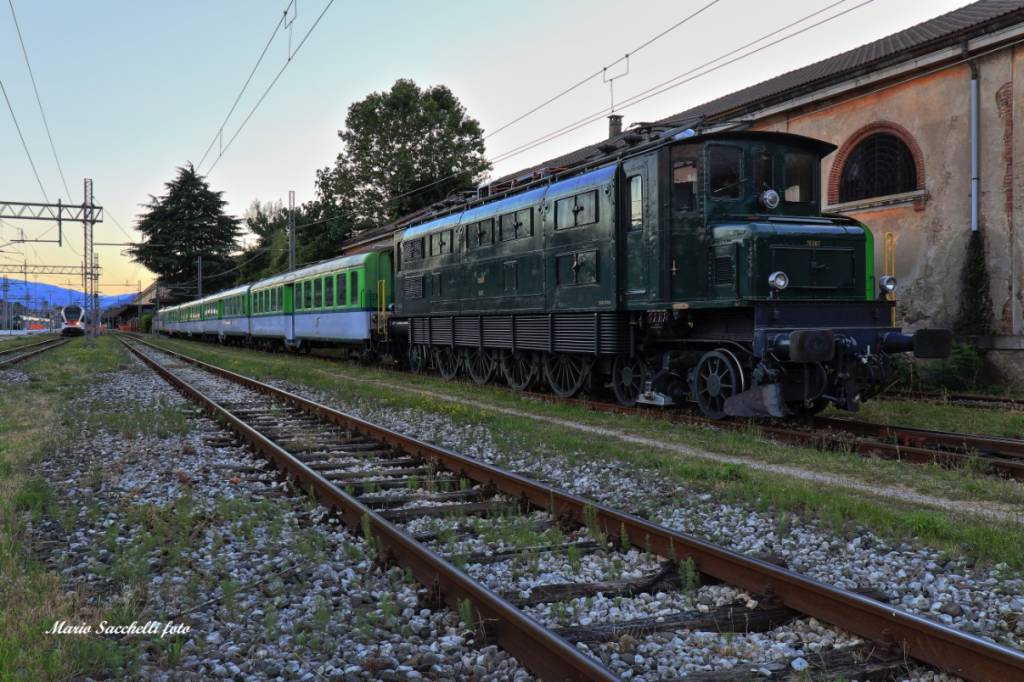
[67,396,189,439]
[144,336,1024,567]
[831,399,1024,439]
[0,336,137,680]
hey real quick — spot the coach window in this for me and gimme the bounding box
[784,153,815,203]
[324,275,334,308]
[672,161,697,212]
[337,273,347,307]
[709,145,742,199]
[313,279,322,308]
[349,271,358,307]
[628,175,643,231]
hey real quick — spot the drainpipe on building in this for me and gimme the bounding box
[969,60,979,232]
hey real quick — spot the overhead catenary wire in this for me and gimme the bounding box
[487,0,869,167]
[0,78,49,202]
[204,0,336,175]
[483,0,724,142]
[310,0,870,227]
[167,0,873,297]
[196,1,294,170]
[8,0,72,202]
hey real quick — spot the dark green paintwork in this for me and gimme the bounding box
[394,131,872,319]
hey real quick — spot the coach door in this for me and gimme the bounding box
[622,156,655,302]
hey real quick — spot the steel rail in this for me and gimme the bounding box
[134,333,1024,477]
[0,337,67,368]
[0,335,58,357]
[120,338,616,682]
[815,416,1024,459]
[123,335,1024,682]
[884,392,1024,411]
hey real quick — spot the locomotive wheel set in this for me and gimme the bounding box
[155,130,952,420]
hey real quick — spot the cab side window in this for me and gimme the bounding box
[628,175,643,231]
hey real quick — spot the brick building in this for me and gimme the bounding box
[658,0,1024,381]
[346,0,1024,381]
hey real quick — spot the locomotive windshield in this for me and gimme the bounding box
[709,145,743,199]
[698,141,821,210]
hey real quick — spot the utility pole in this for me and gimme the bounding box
[197,255,203,298]
[1,277,8,330]
[137,280,142,332]
[82,178,97,344]
[288,190,296,272]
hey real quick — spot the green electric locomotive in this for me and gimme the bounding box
[393,129,950,418]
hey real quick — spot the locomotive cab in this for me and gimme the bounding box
[635,131,951,417]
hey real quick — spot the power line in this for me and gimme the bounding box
[487,0,868,167]
[196,1,294,169]
[204,0,336,175]
[105,210,136,242]
[8,0,72,201]
[0,78,49,202]
[354,0,870,216]
[483,0,723,142]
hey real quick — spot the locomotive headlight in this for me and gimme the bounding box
[879,275,897,294]
[759,189,780,210]
[768,271,789,290]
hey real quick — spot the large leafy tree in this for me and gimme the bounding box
[233,198,353,283]
[316,79,490,230]
[129,164,241,297]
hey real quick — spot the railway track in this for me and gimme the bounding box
[0,336,68,369]
[120,335,1024,680]
[131,333,1024,480]
[884,392,1024,411]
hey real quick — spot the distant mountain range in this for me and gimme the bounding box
[0,277,138,311]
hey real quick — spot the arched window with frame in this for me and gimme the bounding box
[838,132,918,202]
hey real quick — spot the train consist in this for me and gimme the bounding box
[12,314,52,331]
[156,130,951,418]
[60,305,86,336]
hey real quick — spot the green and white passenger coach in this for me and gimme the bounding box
[155,252,392,352]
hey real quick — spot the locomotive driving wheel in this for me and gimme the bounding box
[433,347,461,380]
[464,348,496,385]
[407,344,428,373]
[612,354,649,407]
[693,350,742,419]
[543,354,592,398]
[501,351,539,391]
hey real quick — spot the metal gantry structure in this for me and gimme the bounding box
[0,179,103,338]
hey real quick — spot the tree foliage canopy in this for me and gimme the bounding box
[129,164,240,296]
[233,79,489,284]
[315,79,490,230]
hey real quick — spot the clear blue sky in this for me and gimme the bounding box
[0,0,973,292]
